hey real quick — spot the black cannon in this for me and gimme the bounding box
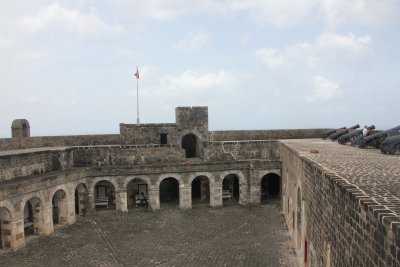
[380,135,400,155]
[328,124,360,141]
[322,127,346,139]
[358,125,400,148]
[338,125,375,145]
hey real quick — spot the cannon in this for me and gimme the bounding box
[380,135,400,155]
[328,124,360,141]
[322,127,346,139]
[358,125,400,148]
[338,125,375,145]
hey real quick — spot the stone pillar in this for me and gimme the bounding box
[250,183,261,205]
[57,197,75,225]
[1,217,25,251]
[115,190,128,212]
[210,184,222,207]
[87,190,95,213]
[148,187,160,211]
[179,186,191,209]
[77,192,87,215]
[40,205,54,235]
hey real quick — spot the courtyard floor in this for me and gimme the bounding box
[0,200,296,267]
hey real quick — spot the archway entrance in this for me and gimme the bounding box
[0,207,11,250]
[127,178,148,209]
[75,183,88,215]
[222,174,239,205]
[159,177,179,208]
[191,176,210,207]
[23,197,43,237]
[94,180,116,211]
[261,173,281,203]
[52,189,68,225]
[182,133,198,158]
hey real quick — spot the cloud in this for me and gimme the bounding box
[305,76,341,104]
[174,30,210,53]
[253,48,285,70]
[19,3,123,35]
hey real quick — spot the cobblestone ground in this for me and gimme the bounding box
[0,200,297,267]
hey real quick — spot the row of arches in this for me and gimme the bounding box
[0,172,281,250]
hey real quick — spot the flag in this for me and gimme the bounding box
[135,67,140,79]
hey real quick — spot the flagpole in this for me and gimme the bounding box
[136,74,139,125]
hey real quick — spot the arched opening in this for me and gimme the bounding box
[182,133,198,158]
[191,176,210,207]
[23,197,43,237]
[52,189,68,225]
[0,207,11,250]
[260,173,281,203]
[75,183,88,215]
[222,174,239,205]
[297,187,302,248]
[94,180,116,211]
[159,177,179,208]
[127,178,149,209]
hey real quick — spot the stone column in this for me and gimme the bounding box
[77,192,87,215]
[57,197,75,225]
[1,217,25,251]
[148,187,160,211]
[250,183,261,205]
[115,190,128,212]
[179,186,191,210]
[40,205,54,235]
[87,190,95,213]
[210,184,222,208]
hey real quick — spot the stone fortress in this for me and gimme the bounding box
[0,106,399,267]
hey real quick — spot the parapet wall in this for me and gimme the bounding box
[280,143,399,267]
[210,129,329,141]
[119,124,177,145]
[0,134,120,151]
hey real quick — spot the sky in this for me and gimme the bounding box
[0,0,399,138]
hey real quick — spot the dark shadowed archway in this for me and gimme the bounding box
[75,183,88,215]
[94,180,116,211]
[0,207,11,250]
[182,133,198,158]
[159,177,179,208]
[261,173,281,203]
[191,176,210,207]
[222,174,239,205]
[127,178,148,209]
[52,189,68,225]
[24,197,43,236]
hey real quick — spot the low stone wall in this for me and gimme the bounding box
[120,124,177,145]
[0,149,74,182]
[210,129,330,141]
[0,134,120,151]
[207,140,280,161]
[73,145,185,167]
[280,143,400,267]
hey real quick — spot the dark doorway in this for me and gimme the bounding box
[159,178,179,207]
[160,133,168,145]
[94,180,116,211]
[52,189,67,225]
[182,133,197,158]
[222,174,239,205]
[75,183,88,215]
[23,201,35,236]
[261,173,281,202]
[191,176,210,207]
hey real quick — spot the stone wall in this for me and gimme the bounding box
[207,140,280,161]
[73,145,185,167]
[0,149,74,182]
[210,129,329,142]
[0,134,120,151]
[119,124,177,145]
[280,143,400,267]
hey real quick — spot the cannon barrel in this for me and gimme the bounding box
[338,125,375,145]
[380,135,400,155]
[328,124,360,141]
[359,125,400,148]
[322,127,346,139]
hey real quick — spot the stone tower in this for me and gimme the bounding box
[11,119,30,138]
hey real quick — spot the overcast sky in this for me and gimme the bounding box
[0,0,399,138]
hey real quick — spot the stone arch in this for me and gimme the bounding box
[187,172,215,186]
[75,183,88,215]
[23,196,44,236]
[52,189,68,225]
[156,174,184,188]
[89,177,119,192]
[191,175,211,207]
[219,170,247,205]
[94,179,117,210]
[260,172,281,201]
[126,176,151,209]
[0,207,12,250]
[159,177,180,207]
[182,133,198,158]
[123,175,151,189]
